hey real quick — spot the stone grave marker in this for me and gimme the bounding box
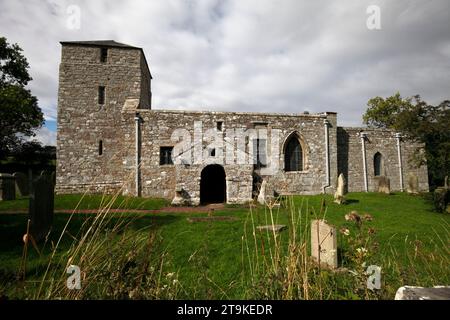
[377,176,390,194]
[50,171,56,186]
[29,174,54,242]
[13,172,29,197]
[256,224,287,233]
[407,174,419,194]
[0,173,16,201]
[311,219,338,269]
[257,180,267,205]
[395,286,450,300]
[334,173,346,204]
[172,186,187,206]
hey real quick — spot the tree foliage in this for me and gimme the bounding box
[363,92,450,188]
[0,37,44,157]
[10,140,56,166]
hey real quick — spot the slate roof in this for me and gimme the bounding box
[59,40,141,49]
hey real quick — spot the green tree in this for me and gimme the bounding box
[11,140,56,167]
[363,93,450,189]
[0,36,44,158]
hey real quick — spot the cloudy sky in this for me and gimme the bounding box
[1,0,449,146]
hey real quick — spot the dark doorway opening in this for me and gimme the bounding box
[200,164,226,204]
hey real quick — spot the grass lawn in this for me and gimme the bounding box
[0,192,448,299]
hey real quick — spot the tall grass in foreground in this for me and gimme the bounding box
[21,187,180,299]
[7,192,449,300]
[242,196,450,300]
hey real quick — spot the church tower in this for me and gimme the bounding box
[56,40,152,194]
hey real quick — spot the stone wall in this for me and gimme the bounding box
[119,109,337,204]
[337,127,429,192]
[140,54,152,109]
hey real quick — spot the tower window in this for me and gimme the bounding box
[98,86,105,104]
[98,140,103,155]
[217,121,223,131]
[160,147,173,165]
[284,135,303,171]
[100,48,108,62]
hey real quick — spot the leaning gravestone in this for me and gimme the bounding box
[29,174,54,242]
[0,173,16,201]
[407,174,419,194]
[377,176,390,194]
[311,219,338,269]
[334,173,346,204]
[13,172,29,196]
[257,180,267,205]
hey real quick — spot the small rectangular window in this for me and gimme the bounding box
[98,86,105,104]
[217,121,223,131]
[253,138,267,168]
[100,48,108,62]
[160,147,174,165]
[98,140,103,155]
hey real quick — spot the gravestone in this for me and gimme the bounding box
[13,172,29,196]
[334,173,346,204]
[377,176,390,194]
[311,219,338,269]
[187,216,238,223]
[50,171,56,186]
[29,174,54,242]
[172,186,187,206]
[256,224,287,233]
[0,173,16,200]
[257,180,267,205]
[407,174,419,194]
[433,187,449,213]
[395,286,450,300]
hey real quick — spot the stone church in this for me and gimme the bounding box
[56,40,429,205]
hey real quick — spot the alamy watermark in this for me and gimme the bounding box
[169,121,282,176]
[366,265,382,290]
[66,4,81,30]
[366,5,381,30]
[66,264,81,290]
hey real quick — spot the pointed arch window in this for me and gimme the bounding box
[284,135,303,172]
[374,152,382,176]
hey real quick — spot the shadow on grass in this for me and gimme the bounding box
[344,199,360,205]
[0,213,181,255]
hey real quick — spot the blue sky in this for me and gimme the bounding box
[1,0,449,146]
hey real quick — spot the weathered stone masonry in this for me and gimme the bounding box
[56,41,429,204]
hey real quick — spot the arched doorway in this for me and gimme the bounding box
[200,164,226,204]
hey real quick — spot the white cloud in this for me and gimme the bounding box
[1,0,449,129]
[27,127,57,146]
